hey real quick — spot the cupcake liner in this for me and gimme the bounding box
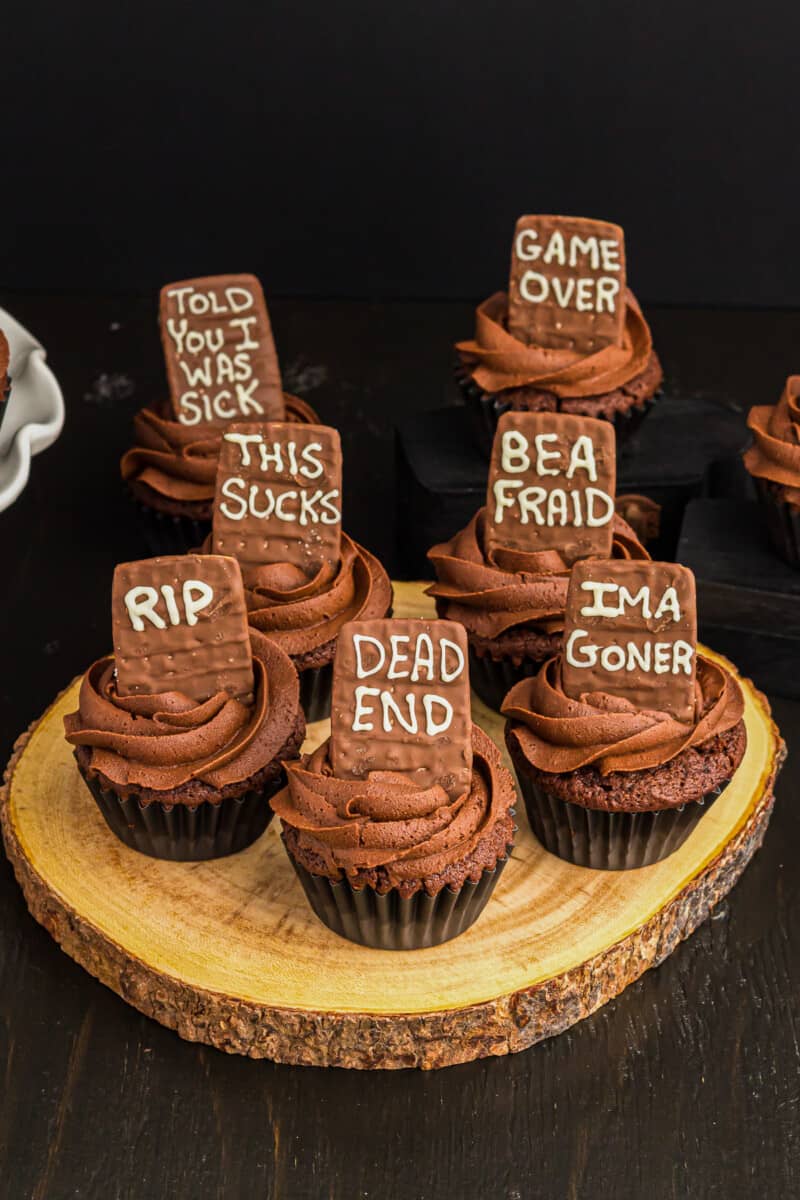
[285,844,512,949]
[129,496,212,557]
[468,644,547,712]
[455,362,656,458]
[516,769,727,870]
[754,478,800,569]
[297,659,334,723]
[78,763,283,861]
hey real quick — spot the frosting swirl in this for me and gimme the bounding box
[120,393,319,508]
[456,289,657,397]
[744,376,800,506]
[234,533,393,658]
[273,725,514,885]
[64,628,302,797]
[503,653,744,776]
[427,508,649,640]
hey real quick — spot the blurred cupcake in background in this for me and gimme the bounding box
[743,374,800,568]
[121,274,318,556]
[455,215,663,455]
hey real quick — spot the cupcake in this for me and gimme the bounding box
[121,274,320,555]
[428,411,649,711]
[503,559,747,869]
[64,554,305,861]
[455,215,663,455]
[206,421,392,722]
[272,618,517,948]
[743,375,800,567]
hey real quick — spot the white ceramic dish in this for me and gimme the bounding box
[0,307,65,512]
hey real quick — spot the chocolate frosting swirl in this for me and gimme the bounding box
[234,533,393,658]
[120,393,319,505]
[503,653,744,776]
[744,376,800,506]
[64,628,301,796]
[456,288,656,397]
[427,509,649,639]
[272,725,513,884]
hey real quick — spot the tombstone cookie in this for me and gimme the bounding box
[561,560,697,722]
[212,422,342,573]
[485,411,616,566]
[160,275,283,428]
[503,559,747,870]
[507,216,626,351]
[112,554,254,704]
[427,410,649,712]
[208,421,391,724]
[454,214,662,456]
[271,617,517,949]
[120,273,320,558]
[330,618,473,798]
[64,554,305,862]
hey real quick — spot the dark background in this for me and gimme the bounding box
[4,1,800,304]
[3,6,800,1198]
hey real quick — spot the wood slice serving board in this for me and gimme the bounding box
[1,584,785,1070]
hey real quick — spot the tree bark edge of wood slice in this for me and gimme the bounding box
[0,584,786,1070]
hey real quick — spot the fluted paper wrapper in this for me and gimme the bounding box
[455,360,655,459]
[285,842,513,949]
[469,645,547,713]
[77,761,284,861]
[516,771,727,870]
[130,497,212,557]
[754,478,800,569]
[297,660,334,723]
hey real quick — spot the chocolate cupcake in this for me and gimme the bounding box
[207,421,392,722]
[503,560,747,870]
[743,375,800,568]
[64,555,305,861]
[121,274,320,555]
[428,412,649,711]
[272,618,517,948]
[455,215,663,456]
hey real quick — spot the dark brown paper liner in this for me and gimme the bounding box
[515,768,727,870]
[284,838,514,949]
[455,360,656,458]
[76,761,283,861]
[468,644,547,712]
[297,660,334,723]
[129,496,212,557]
[753,478,800,569]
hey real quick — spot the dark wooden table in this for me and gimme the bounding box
[1,294,798,1199]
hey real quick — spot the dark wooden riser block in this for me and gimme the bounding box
[395,394,750,577]
[678,498,800,699]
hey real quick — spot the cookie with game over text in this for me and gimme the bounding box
[454,213,662,456]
